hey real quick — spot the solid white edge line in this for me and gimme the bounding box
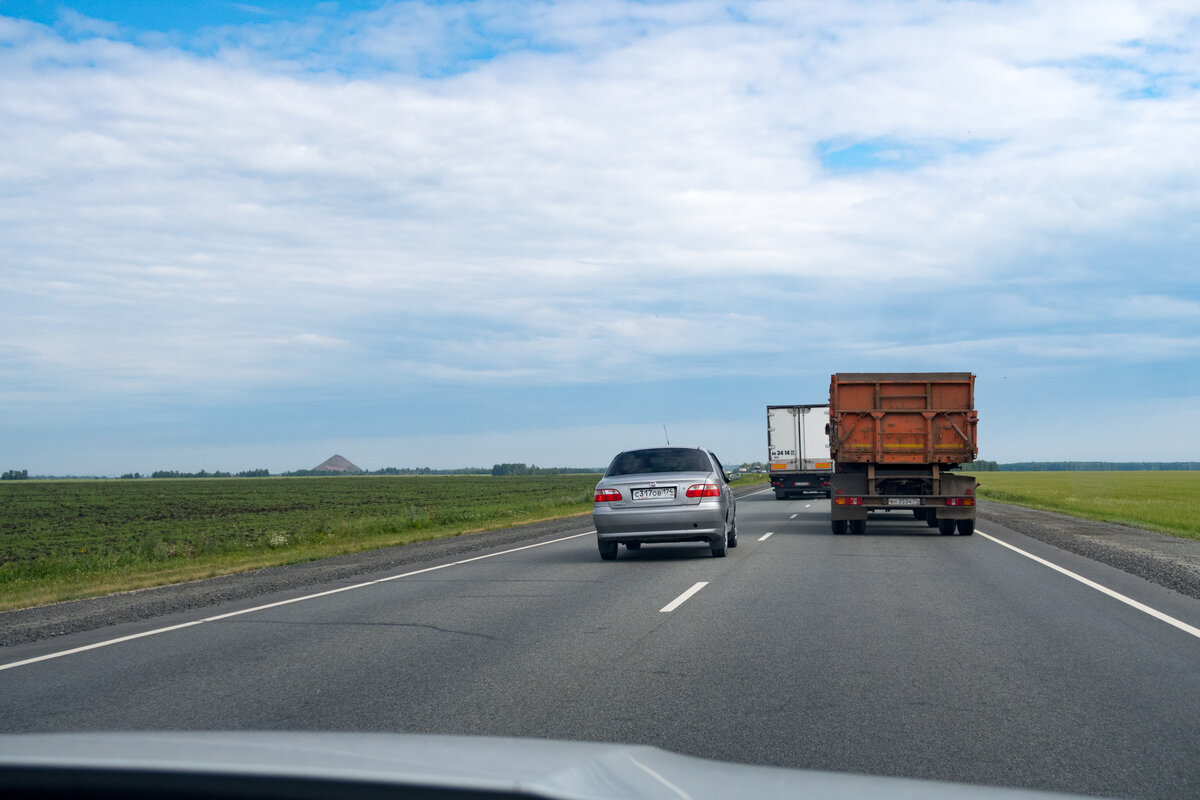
[0,530,597,672]
[977,529,1200,641]
[660,582,708,613]
[758,532,774,542]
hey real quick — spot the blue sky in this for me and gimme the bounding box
[2,1,1198,475]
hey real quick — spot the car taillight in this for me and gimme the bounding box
[833,496,863,506]
[594,489,622,503]
[686,484,721,498]
[945,497,975,506]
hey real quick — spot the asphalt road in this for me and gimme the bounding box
[2,489,1198,800]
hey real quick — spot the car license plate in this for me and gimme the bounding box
[632,487,676,500]
[887,497,921,506]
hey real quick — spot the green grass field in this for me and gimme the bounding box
[0,474,600,611]
[973,471,1199,541]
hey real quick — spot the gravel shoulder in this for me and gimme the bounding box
[3,495,1198,648]
[977,499,1200,601]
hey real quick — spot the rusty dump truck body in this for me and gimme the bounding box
[827,372,978,535]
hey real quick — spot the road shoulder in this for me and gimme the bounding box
[978,500,1200,601]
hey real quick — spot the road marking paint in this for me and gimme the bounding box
[660,582,708,613]
[0,530,597,672]
[758,532,774,542]
[789,514,797,519]
[743,487,774,497]
[978,529,1200,641]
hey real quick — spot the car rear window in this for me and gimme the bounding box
[605,449,712,476]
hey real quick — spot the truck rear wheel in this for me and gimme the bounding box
[849,519,867,535]
[937,518,956,535]
[926,514,938,528]
[957,519,975,536]
[832,519,848,535]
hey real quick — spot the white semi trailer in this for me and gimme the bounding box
[767,404,833,500]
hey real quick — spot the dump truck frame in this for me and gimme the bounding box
[827,372,978,536]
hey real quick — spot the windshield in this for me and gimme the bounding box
[2,3,1198,800]
[605,448,712,476]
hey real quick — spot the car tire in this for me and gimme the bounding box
[728,519,738,548]
[832,519,848,535]
[598,541,618,560]
[711,531,727,558]
[957,519,975,536]
[938,519,956,536]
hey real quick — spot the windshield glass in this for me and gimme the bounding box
[1,3,1198,800]
[605,448,712,476]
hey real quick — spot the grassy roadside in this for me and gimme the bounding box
[972,471,1200,541]
[0,475,600,612]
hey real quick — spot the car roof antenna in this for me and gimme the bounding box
[663,425,671,445]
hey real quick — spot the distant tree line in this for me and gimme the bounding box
[491,463,600,476]
[962,461,1199,471]
[1,469,29,481]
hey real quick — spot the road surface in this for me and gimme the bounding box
[2,489,1198,800]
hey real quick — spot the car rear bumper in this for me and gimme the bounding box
[593,503,726,544]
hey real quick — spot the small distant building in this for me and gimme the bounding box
[313,454,363,474]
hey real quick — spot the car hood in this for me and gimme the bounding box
[0,731,1093,800]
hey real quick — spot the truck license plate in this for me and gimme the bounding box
[632,487,676,500]
[887,497,921,506]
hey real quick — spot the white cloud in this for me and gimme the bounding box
[1,1,1198,469]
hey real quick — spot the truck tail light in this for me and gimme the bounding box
[594,489,622,503]
[834,497,863,506]
[945,497,975,506]
[686,484,721,498]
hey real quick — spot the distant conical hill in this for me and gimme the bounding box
[313,454,363,473]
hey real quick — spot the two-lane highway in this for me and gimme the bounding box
[3,489,1198,799]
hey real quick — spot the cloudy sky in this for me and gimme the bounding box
[2,0,1198,475]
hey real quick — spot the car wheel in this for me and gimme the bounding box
[727,518,738,548]
[598,541,618,560]
[849,519,867,535]
[938,519,956,536]
[832,519,848,535]
[711,530,727,558]
[957,519,975,536]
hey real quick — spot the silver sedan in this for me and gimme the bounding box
[592,447,738,560]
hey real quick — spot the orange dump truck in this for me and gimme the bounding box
[827,372,978,535]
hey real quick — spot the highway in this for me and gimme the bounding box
[2,488,1199,799]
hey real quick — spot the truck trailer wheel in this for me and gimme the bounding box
[831,519,848,535]
[957,519,975,536]
[599,541,618,560]
[926,515,938,528]
[937,518,956,536]
[849,519,867,535]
